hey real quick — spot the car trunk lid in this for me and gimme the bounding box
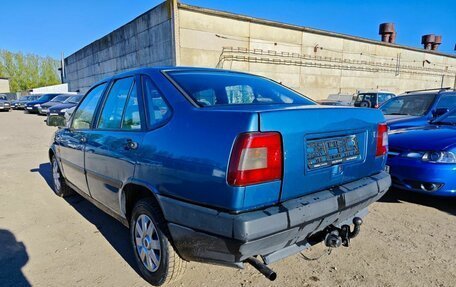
[259,106,385,202]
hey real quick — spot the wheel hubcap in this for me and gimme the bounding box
[135,214,161,272]
[52,159,61,192]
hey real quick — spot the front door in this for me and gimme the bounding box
[58,83,107,195]
[84,76,145,214]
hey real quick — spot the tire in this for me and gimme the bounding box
[130,198,186,286]
[359,100,371,108]
[51,156,74,197]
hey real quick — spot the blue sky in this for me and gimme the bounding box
[1,0,454,59]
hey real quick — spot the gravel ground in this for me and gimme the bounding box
[0,110,455,287]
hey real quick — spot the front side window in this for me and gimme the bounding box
[434,109,456,125]
[435,94,456,110]
[143,76,171,128]
[167,71,314,107]
[71,84,107,130]
[380,94,435,116]
[97,77,134,129]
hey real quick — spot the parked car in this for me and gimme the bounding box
[46,95,83,125]
[387,108,456,196]
[48,67,391,286]
[354,91,396,108]
[25,93,62,113]
[380,88,456,130]
[47,95,83,116]
[12,95,41,110]
[38,94,73,115]
[0,94,11,112]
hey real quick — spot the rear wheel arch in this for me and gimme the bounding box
[121,182,164,225]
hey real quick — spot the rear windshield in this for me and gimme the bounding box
[167,71,314,107]
[380,94,435,116]
[356,93,376,103]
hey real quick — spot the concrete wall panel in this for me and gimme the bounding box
[64,1,174,93]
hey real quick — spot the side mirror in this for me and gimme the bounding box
[47,115,67,127]
[432,108,449,118]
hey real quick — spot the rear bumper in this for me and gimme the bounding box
[159,171,391,267]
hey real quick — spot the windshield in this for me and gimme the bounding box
[380,94,435,116]
[64,95,82,104]
[38,94,57,101]
[50,95,69,102]
[167,71,315,107]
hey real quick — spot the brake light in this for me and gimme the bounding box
[228,132,283,186]
[376,123,388,157]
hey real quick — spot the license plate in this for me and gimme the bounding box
[385,165,390,173]
[49,113,58,116]
[27,107,32,109]
[307,135,361,170]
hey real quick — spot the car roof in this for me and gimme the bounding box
[398,90,456,97]
[358,91,395,94]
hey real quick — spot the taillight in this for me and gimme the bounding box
[376,123,388,157]
[228,132,283,186]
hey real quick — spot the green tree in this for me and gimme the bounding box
[0,50,61,92]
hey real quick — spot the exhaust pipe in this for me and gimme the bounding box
[245,257,277,281]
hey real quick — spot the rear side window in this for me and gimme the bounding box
[142,76,171,128]
[167,71,314,107]
[122,82,141,130]
[98,77,134,129]
[72,83,107,130]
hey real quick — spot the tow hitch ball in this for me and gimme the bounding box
[324,217,363,248]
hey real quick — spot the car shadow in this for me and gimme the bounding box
[0,229,31,287]
[31,163,140,275]
[380,188,456,216]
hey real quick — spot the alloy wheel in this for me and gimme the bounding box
[134,214,161,272]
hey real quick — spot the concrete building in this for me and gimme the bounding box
[65,0,456,99]
[0,77,10,93]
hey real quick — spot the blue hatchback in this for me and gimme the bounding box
[387,109,456,196]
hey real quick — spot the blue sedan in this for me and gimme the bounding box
[387,109,456,196]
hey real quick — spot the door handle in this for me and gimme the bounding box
[125,139,139,150]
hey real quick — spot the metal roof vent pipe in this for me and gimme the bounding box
[432,35,442,51]
[379,23,396,43]
[422,34,435,50]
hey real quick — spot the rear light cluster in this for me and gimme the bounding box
[376,123,388,157]
[228,132,283,186]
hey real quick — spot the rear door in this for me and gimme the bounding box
[58,83,107,195]
[84,75,146,214]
